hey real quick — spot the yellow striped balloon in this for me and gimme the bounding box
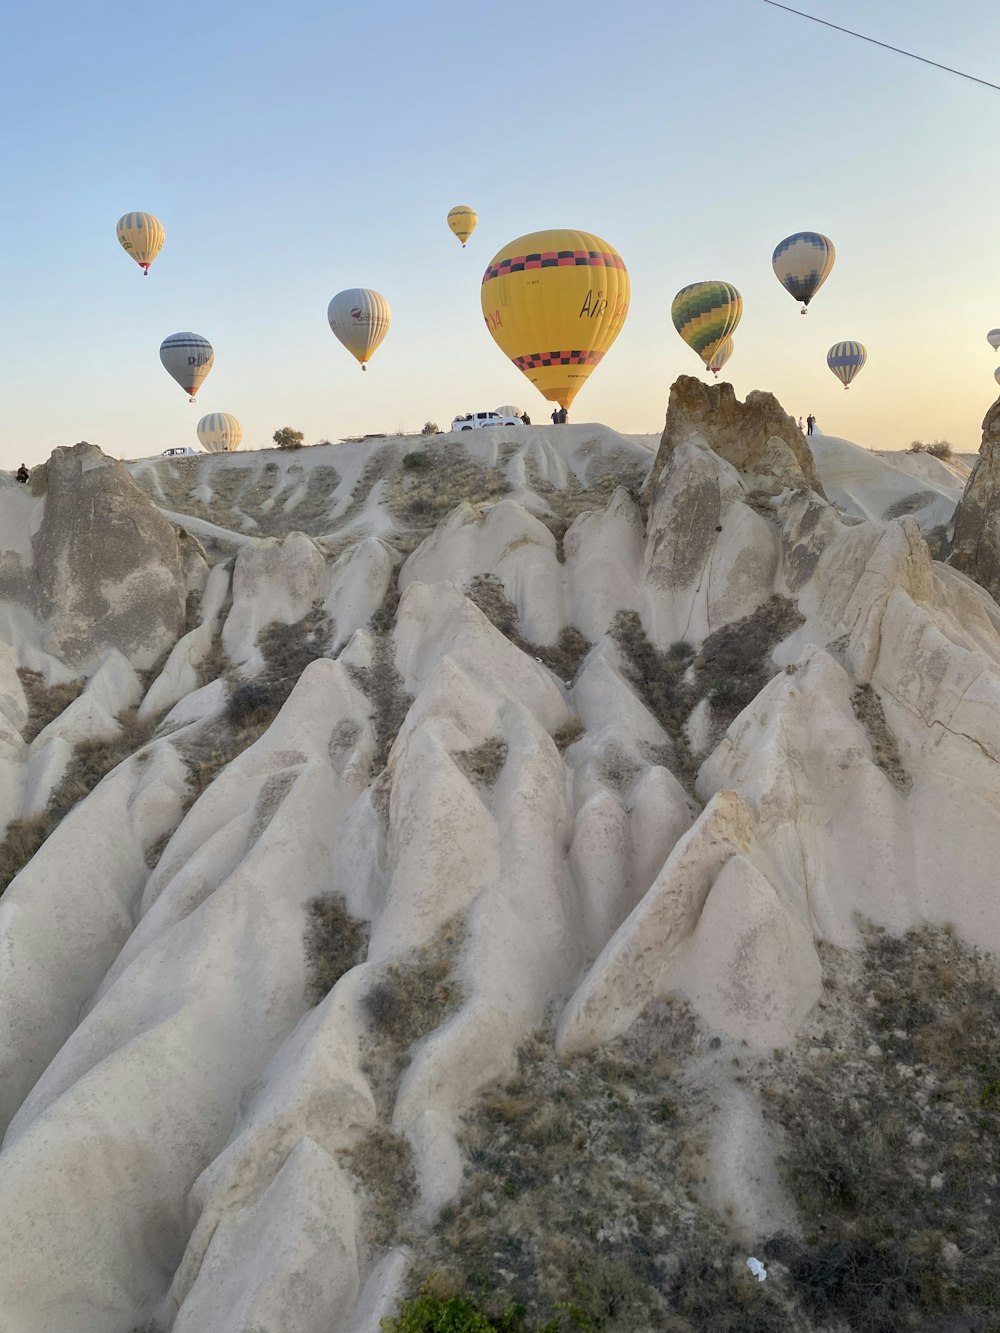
[327,289,391,370]
[116,212,165,275]
[709,337,734,376]
[160,332,214,401]
[827,341,867,389]
[448,205,478,247]
[671,282,743,370]
[480,228,630,410]
[197,413,243,452]
[772,231,835,313]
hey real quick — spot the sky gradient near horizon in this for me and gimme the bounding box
[2,0,999,467]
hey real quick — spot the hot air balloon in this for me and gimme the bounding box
[197,412,243,452]
[116,212,165,275]
[772,232,835,313]
[480,228,629,410]
[448,206,477,247]
[327,290,391,370]
[160,333,214,401]
[708,337,734,377]
[827,341,867,388]
[994,367,1000,387]
[988,330,1000,351]
[671,282,743,371]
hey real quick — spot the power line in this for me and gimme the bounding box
[760,0,1000,92]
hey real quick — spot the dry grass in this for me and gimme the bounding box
[347,597,412,774]
[552,718,585,752]
[339,1127,417,1249]
[15,668,85,742]
[386,441,512,529]
[0,707,159,895]
[360,918,464,1119]
[760,924,1000,1331]
[303,893,369,1005]
[403,1004,791,1331]
[851,685,911,793]
[454,737,508,789]
[465,575,591,684]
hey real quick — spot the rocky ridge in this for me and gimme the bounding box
[0,392,997,1331]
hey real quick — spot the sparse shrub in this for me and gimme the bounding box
[273,426,305,450]
[304,893,369,1004]
[0,814,53,895]
[381,1287,543,1332]
[907,440,927,453]
[552,719,585,752]
[851,685,910,792]
[225,681,284,728]
[404,450,432,470]
[926,440,953,459]
[342,1127,417,1248]
[465,577,591,684]
[455,737,508,788]
[348,593,412,773]
[16,668,86,742]
[420,422,441,436]
[708,677,742,711]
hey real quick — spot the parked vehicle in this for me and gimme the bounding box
[450,410,522,431]
[161,446,197,456]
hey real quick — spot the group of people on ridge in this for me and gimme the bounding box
[797,415,817,436]
[550,406,568,425]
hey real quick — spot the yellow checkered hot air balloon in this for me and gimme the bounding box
[448,206,477,248]
[480,228,630,411]
[671,282,743,372]
[116,212,165,275]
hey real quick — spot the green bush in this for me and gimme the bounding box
[382,1289,555,1332]
[404,451,432,470]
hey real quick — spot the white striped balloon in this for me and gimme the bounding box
[708,337,734,376]
[116,212,165,274]
[160,333,214,401]
[327,289,391,370]
[197,412,243,452]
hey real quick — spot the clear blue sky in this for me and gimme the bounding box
[3,0,999,466]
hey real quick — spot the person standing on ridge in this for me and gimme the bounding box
[798,416,805,433]
[806,414,816,436]
[551,407,559,425]
[521,411,531,425]
[15,463,29,483]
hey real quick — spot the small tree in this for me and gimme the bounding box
[926,440,954,460]
[421,421,440,436]
[273,427,305,450]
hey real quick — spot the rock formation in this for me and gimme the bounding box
[949,393,1000,600]
[0,404,997,1331]
[647,374,824,497]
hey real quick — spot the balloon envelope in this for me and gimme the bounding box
[708,337,734,376]
[827,341,867,388]
[117,212,165,274]
[327,289,391,368]
[448,205,477,247]
[772,231,835,311]
[197,412,243,452]
[480,228,630,409]
[994,367,1000,386]
[988,330,1000,351]
[671,282,743,370]
[160,333,214,400]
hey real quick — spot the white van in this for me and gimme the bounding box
[451,411,522,431]
[161,446,197,457]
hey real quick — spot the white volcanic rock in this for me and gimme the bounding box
[139,561,231,719]
[811,434,964,533]
[0,404,999,1332]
